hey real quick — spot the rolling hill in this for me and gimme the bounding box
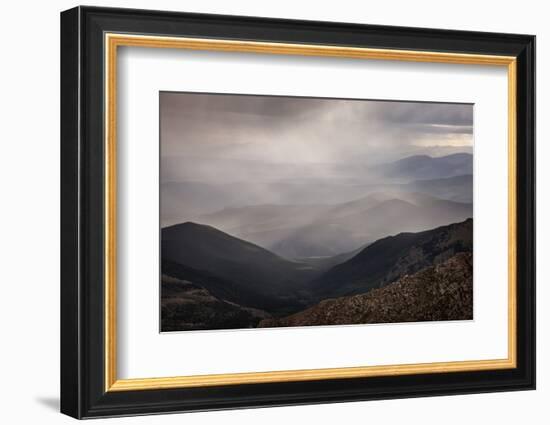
[196,192,472,259]
[268,194,471,258]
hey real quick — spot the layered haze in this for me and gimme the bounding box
[161,92,473,229]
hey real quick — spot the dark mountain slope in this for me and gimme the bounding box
[162,222,317,312]
[310,218,472,300]
[162,260,280,311]
[260,252,473,328]
[161,274,270,331]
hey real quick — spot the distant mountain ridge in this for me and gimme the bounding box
[198,192,472,258]
[161,153,473,227]
[373,153,473,181]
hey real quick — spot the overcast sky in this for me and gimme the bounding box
[160,91,473,173]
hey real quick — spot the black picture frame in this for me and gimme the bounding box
[61,5,535,419]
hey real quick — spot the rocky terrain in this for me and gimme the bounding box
[259,252,473,328]
[161,274,270,331]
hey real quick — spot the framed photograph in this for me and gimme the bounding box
[60,6,535,419]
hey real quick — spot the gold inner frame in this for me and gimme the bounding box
[104,33,518,392]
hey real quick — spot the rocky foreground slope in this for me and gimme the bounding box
[161,274,270,331]
[259,252,473,328]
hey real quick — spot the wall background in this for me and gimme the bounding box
[0,1,544,423]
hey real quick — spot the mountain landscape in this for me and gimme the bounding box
[160,155,474,331]
[161,217,473,331]
[160,92,474,331]
[161,154,474,227]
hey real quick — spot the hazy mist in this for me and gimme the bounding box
[160,92,473,235]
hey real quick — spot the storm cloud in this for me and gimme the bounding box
[161,92,472,166]
[160,92,473,225]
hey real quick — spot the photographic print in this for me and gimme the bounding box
[160,92,474,332]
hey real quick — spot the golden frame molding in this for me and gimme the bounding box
[103,33,517,392]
